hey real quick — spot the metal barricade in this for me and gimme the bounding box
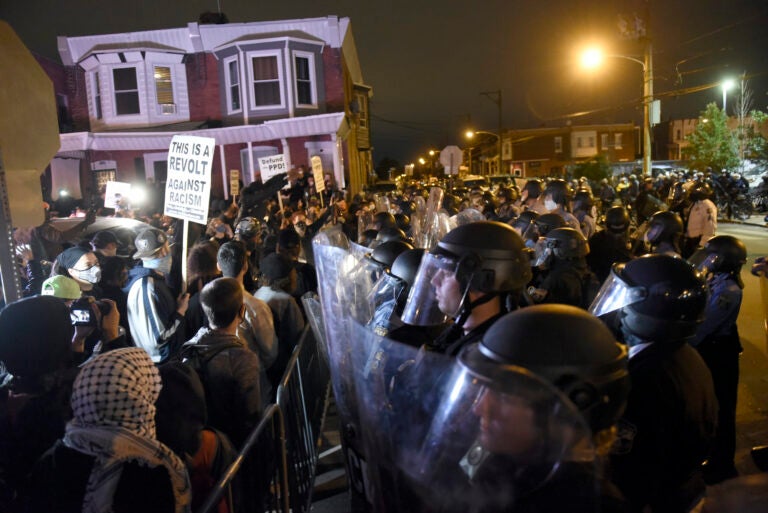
[198,403,288,513]
[198,325,332,513]
[276,326,331,513]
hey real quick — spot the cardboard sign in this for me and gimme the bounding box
[258,154,287,181]
[104,181,132,209]
[229,169,240,197]
[311,155,325,193]
[164,135,215,224]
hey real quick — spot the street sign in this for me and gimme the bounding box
[258,154,288,181]
[164,135,215,224]
[440,145,463,175]
[229,169,240,197]
[311,155,325,193]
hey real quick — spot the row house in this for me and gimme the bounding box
[46,15,373,209]
[496,123,638,178]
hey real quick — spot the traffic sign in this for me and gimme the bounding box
[440,146,463,175]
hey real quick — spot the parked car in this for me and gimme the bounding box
[47,216,154,257]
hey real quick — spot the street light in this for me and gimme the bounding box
[580,44,654,177]
[465,130,500,176]
[721,78,735,113]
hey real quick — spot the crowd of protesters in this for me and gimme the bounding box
[0,160,763,512]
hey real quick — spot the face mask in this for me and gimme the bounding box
[144,254,173,275]
[75,265,102,284]
[294,222,307,236]
[544,199,558,212]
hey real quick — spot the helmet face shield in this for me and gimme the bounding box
[400,252,462,326]
[588,268,647,317]
[402,359,594,504]
[532,238,553,267]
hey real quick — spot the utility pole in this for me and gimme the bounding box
[480,90,502,175]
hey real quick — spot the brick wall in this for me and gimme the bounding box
[322,48,345,112]
[187,53,222,122]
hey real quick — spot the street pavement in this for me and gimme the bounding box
[720,216,768,476]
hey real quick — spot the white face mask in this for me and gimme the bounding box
[544,199,558,212]
[74,265,102,284]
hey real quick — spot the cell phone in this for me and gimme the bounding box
[70,308,94,326]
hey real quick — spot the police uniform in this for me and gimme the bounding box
[692,272,743,482]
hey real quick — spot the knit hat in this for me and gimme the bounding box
[0,295,73,378]
[260,252,294,281]
[56,246,89,271]
[133,228,168,259]
[41,275,82,300]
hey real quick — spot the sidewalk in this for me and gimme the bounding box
[720,213,767,228]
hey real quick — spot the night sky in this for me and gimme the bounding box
[2,0,767,166]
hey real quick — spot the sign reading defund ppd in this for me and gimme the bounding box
[164,135,215,223]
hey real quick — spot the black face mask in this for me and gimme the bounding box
[295,221,307,231]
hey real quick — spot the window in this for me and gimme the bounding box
[225,58,241,112]
[113,67,140,115]
[615,133,623,149]
[294,53,315,106]
[251,55,281,107]
[601,133,608,149]
[154,66,174,111]
[554,136,562,153]
[355,91,368,128]
[93,73,103,119]
[676,129,681,141]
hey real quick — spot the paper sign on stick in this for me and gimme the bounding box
[258,154,288,181]
[164,135,215,224]
[104,181,132,209]
[311,155,325,193]
[229,169,240,197]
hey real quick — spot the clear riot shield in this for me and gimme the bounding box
[414,187,444,249]
[374,194,391,214]
[449,207,485,230]
[343,319,601,513]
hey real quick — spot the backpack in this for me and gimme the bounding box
[176,342,241,405]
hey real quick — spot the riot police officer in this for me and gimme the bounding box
[587,206,634,283]
[405,304,631,512]
[691,235,747,484]
[590,254,717,511]
[644,210,684,257]
[401,221,531,356]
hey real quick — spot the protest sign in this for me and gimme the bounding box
[164,135,215,224]
[104,181,132,209]
[229,169,240,197]
[258,154,287,181]
[311,155,325,193]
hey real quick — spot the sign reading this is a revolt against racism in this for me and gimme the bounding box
[164,135,215,223]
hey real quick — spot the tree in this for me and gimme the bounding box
[744,110,768,174]
[684,102,739,172]
[572,155,611,182]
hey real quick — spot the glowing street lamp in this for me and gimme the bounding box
[721,78,735,113]
[580,45,654,177]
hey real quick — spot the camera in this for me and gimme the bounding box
[70,296,111,327]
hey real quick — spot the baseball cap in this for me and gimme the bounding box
[41,275,82,300]
[133,228,169,259]
[91,230,119,249]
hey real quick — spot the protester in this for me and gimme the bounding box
[28,348,192,513]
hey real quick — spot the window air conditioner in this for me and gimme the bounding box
[160,103,176,114]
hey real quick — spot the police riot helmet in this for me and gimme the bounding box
[590,254,708,341]
[369,240,414,269]
[534,213,566,237]
[235,217,261,239]
[390,248,426,288]
[572,189,594,212]
[431,221,532,293]
[645,211,683,245]
[691,235,747,278]
[373,211,397,231]
[375,226,409,244]
[689,183,713,202]
[460,304,629,434]
[511,210,539,239]
[604,206,630,234]
[394,213,411,233]
[544,227,589,260]
[401,221,532,326]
